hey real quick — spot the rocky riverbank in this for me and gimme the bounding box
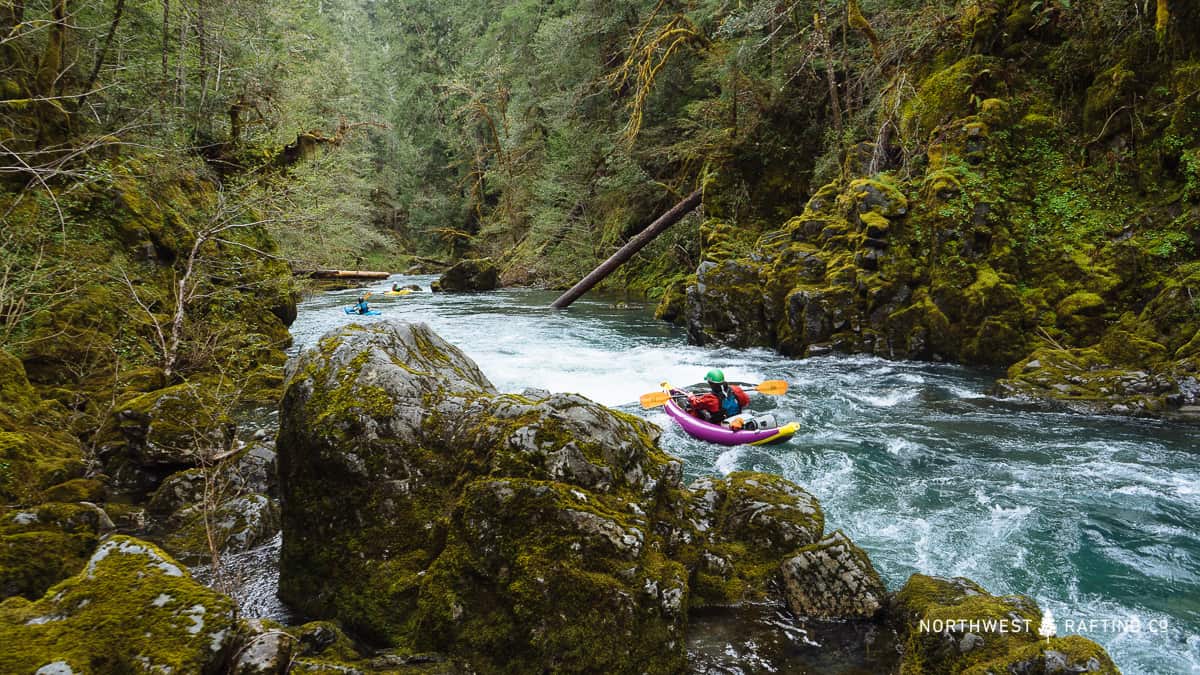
[272,320,1118,673]
[1,317,1122,672]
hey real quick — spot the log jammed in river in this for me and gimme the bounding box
[551,189,702,309]
[294,269,392,280]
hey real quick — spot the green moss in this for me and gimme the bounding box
[41,478,107,503]
[1056,290,1104,316]
[0,429,85,505]
[1084,64,1136,136]
[0,535,236,673]
[901,55,997,143]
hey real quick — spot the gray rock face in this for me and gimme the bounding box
[147,442,280,564]
[685,259,772,347]
[231,619,295,675]
[780,530,887,620]
[430,258,499,292]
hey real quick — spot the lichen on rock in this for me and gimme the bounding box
[0,535,236,673]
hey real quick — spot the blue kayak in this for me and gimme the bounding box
[344,307,381,316]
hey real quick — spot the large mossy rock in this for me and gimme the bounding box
[0,535,237,673]
[278,321,847,672]
[97,379,237,494]
[431,258,499,292]
[675,472,824,606]
[892,574,1118,674]
[0,350,85,505]
[278,321,686,671]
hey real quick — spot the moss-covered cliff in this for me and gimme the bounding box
[668,1,1200,417]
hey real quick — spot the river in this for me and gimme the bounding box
[225,275,1199,674]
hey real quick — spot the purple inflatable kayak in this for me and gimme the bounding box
[663,397,799,446]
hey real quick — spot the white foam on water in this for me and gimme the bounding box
[715,447,745,476]
[852,389,917,408]
[885,437,923,456]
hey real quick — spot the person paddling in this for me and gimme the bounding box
[353,293,371,315]
[685,369,749,423]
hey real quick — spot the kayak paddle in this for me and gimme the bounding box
[638,380,789,408]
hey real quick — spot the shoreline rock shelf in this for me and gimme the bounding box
[275,320,1120,673]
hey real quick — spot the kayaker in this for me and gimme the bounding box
[353,293,371,315]
[391,282,403,292]
[685,369,749,423]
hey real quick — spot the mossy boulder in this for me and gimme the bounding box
[653,275,691,325]
[678,472,824,606]
[431,258,499,292]
[99,380,236,494]
[0,535,237,673]
[0,349,38,415]
[161,493,280,565]
[41,478,108,504]
[0,351,86,505]
[280,321,897,672]
[686,259,773,347]
[0,503,105,600]
[417,477,687,673]
[891,574,1117,675]
[901,55,1001,143]
[279,321,685,670]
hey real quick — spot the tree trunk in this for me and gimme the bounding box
[161,0,170,90]
[814,7,844,146]
[550,189,702,309]
[35,0,68,97]
[1156,0,1170,35]
[77,0,127,111]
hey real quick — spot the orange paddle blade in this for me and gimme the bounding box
[639,392,672,408]
[754,379,788,395]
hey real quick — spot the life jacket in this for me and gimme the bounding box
[715,383,749,418]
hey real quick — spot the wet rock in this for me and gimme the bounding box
[278,321,684,672]
[231,619,295,675]
[891,574,1118,674]
[431,258,499,292]
[780,530,886,620]
[0,535,237,673]
[161,493,280,564]
[685,258,772,347]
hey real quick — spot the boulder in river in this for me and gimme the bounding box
[278,321,842,672]
[780,530,886,620]
[431,257,499,292]
[891,574,1119,674]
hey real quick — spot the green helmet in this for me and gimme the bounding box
[704,369,725,383]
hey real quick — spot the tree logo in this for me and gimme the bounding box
[1038,608,1057,643]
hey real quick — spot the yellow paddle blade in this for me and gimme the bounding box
[754,380,788,395]
[639,392,672,408]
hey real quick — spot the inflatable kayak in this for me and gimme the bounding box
[344,307,382,316]
[383,289,414,296]
[663,397,799,446]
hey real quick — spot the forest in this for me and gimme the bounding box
[2,0,1199,672]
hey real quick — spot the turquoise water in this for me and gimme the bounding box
[287,276,1200,674]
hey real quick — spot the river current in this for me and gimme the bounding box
[230,275,1199,674]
